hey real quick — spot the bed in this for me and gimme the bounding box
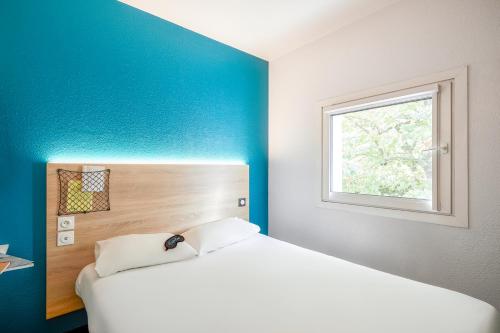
[76,233,499,333]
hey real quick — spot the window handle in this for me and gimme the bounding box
[422,143,449,154]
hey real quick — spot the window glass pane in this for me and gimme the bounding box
[330,97,432,200]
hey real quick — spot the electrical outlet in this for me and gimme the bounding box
[238,198,247,207]
[58,216,75,231]
[57,231,75,246]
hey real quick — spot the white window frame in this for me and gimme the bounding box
[318,67,468,228]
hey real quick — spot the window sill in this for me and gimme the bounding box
[317,200,468,228]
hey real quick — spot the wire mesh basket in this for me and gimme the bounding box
[57,169,111,215]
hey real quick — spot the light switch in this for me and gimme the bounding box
[238,198,247,207]
[57,231,74,246]
[58,216,75,231]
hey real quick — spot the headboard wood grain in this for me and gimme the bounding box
[46,163,249,319]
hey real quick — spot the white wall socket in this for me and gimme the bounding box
[58,216,75,231]
[57,231,75,246]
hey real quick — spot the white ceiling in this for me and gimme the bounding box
[120,0,400,60]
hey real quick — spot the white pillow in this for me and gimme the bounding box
[94,233,197,277]
[182,217,260,256]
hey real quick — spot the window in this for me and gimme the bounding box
[320,68,468,227]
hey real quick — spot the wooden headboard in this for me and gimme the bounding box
[46,163,249,319]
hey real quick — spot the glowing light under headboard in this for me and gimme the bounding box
[48,157,247,165]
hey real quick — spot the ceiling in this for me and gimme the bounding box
[120,0,400,60]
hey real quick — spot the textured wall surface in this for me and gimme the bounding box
[270,0,500,309]
[0,1,268,332]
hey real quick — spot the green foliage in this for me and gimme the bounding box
[338,98,432,200]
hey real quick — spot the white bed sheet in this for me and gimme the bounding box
[76,234,499,333]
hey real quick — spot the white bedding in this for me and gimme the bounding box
[76,234,499,333]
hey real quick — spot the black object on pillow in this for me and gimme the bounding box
[164,235,185,251]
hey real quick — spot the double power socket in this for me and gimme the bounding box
[57,216,75,246]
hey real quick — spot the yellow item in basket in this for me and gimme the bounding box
[67,180,93,212]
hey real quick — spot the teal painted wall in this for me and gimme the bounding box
[0,1,268,332]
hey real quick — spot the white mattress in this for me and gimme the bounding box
[76,234,499,333]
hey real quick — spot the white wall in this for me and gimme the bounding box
[269,0,500,308]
